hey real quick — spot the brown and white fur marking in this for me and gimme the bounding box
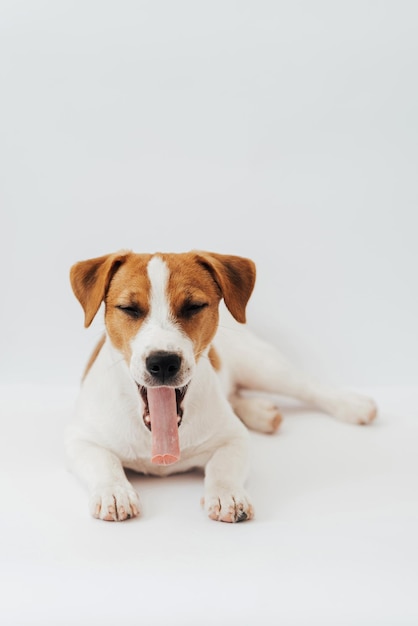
[67,250,377,523]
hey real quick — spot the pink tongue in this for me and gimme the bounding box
[147,387,180,465]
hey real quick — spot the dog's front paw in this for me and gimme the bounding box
[202,487,254,523]
[89,483,140,522]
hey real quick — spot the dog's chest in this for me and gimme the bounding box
[79,327,236,475]
[93,370,224,476]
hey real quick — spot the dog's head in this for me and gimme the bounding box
[70,250,256,463]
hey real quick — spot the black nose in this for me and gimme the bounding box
[145,351,181,383]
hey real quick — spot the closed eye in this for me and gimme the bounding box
[116,304,143,319]
[181,301,209,318]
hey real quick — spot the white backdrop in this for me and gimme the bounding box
[1,6,418,625]
[1,0,417,388]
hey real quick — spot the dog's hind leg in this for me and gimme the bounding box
[217,322,377,426]
[229,394,283,433]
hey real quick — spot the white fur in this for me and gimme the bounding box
[66,259,378,523]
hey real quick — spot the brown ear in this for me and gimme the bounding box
[195,252,256,323]
[70,251,130,327]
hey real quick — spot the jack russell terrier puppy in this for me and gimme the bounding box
[67,250,377,523]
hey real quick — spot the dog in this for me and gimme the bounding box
[67,250,377,523]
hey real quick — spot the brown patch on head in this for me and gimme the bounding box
[103,254,153,362]
[194,251,256,324]
[159,252,223,361]
[70,251,153,364]
[161,251,256,360]
[208,345,221,371]
[70,251,131,327]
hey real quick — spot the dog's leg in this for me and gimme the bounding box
[203,434,254,523]
[223,328,377,425]
[66,439,140,521]
[229,393,283,434]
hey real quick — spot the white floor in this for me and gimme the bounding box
[0,384,417,626]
